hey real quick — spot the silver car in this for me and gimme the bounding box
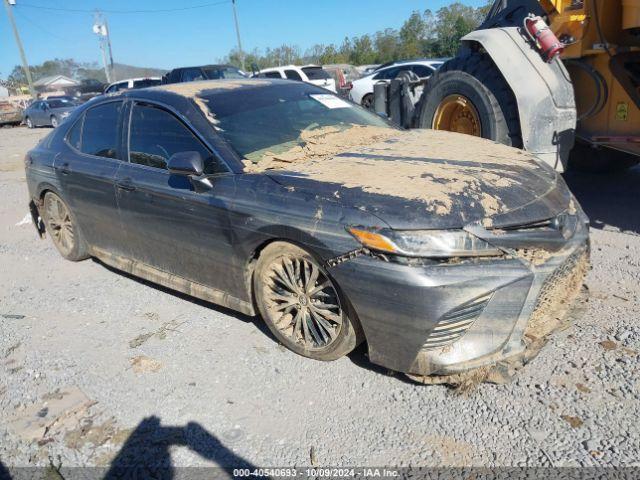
[23,97,79,128]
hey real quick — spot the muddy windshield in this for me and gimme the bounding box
[202,83,394,171]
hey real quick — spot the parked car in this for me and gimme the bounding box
[350,59,446,109]
[66,78,106,96]
[323,64,361,98]
[162,65,247,84]
[25,79,589,381]
[104,77,162,94]
[254,65,336,93]
[23,97,79,128]
[0,99,24,126]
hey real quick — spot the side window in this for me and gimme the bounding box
[67,116,83,150]
[284,69,302,81]
[373,67,399,80]
[79,102,122,159]
[128,103,227,175]
[181,68,205,82]
[263,71,282,79]
[410,65,434,78]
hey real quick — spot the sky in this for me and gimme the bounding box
[1,0,487,78]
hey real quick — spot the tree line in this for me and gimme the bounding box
[2,2,490,88]
[225,3,490,69]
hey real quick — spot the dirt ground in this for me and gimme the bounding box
[0,126,638,471]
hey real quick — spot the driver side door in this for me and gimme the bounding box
[115,100,238,294]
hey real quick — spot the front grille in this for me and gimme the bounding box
[422,294,492,350]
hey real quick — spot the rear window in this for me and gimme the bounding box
[302,67,330,80]
[203,66,247,80]
[132,79,161,89]
[72,102,122,159]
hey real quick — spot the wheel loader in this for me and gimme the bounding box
[411,0,640,172]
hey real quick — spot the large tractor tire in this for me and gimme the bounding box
[415,53,522,148]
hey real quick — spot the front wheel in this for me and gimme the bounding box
[25,117,33,129]
[415,53,522,148]
[50,116,59,128]
[253,242,362,361]
[42,192,89,261]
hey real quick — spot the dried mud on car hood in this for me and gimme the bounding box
[264,129,571,230]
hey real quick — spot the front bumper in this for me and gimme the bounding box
[329,212,590,376]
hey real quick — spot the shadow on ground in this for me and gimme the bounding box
[0,459,9,480]
[102,416,259,479]
[563,165,640,235]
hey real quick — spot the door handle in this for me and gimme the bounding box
[58,162,70,175]
[116,178,136,192]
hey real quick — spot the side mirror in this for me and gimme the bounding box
[167,151,204,176]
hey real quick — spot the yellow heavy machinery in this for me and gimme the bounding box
[415,0,640,172]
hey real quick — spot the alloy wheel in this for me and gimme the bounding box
[262,256,343,350]
[44,194,75,256]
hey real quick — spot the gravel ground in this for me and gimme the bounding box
[0,126,638,471]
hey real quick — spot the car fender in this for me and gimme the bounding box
[461,27,576,171]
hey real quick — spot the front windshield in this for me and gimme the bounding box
[202,83,394,171]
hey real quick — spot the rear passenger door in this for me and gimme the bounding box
[115,100,237,292]
[55,100,128,256]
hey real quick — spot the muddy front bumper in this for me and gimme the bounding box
[329,214,590,376]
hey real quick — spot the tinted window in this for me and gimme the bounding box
[132,79,161,89]
[262,71,282,79]
[67,117,82,150]
[373,67,400,80]
[47,99,76,108]
[302,67,330,80]
[128,103,226,174]
[410,65,434,78]
[181,68,205,82]
[284,69,303,81]
[202,66,246,79]
[79,102,122,159]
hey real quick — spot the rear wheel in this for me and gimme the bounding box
[361,93,374,110]
[415,53,522,148]
[253,242,361,361]
[42,192,89,261]
[50,116,59,128]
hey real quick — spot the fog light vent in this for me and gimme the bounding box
[422,294,492,350]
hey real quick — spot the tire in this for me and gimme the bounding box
[42,192,89,261]
[50,116,59,128]
[361,93,374,110]
[253,242,362,361]
[25,117,33,129]
[568,142,640,173]
[415,53,522,148]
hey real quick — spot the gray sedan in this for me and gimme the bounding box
[23,97,79,128]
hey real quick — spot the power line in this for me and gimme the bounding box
[13,8,78,42]
[16,0,230,14]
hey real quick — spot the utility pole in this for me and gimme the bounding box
[3,0,35,97]
[231,0,245,71]
[104,16,115,79]
[93,11,113,83]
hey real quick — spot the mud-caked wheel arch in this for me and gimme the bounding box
[415,53,523,149]
[253,242,362,361]
[41,191,89,262]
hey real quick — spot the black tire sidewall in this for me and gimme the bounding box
[419,70,505,143]
[253,242,360,361]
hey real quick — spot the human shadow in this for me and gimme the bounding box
[563,164,640,235]
[104,416,260,479]
[0,458,10,480]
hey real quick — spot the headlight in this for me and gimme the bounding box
[348,227,503,258]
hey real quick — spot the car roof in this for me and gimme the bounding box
[171,64,237,71]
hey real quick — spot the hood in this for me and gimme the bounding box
[265,129,571,230]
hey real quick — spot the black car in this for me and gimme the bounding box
[161,64,247,84]
[25,79,589,381]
